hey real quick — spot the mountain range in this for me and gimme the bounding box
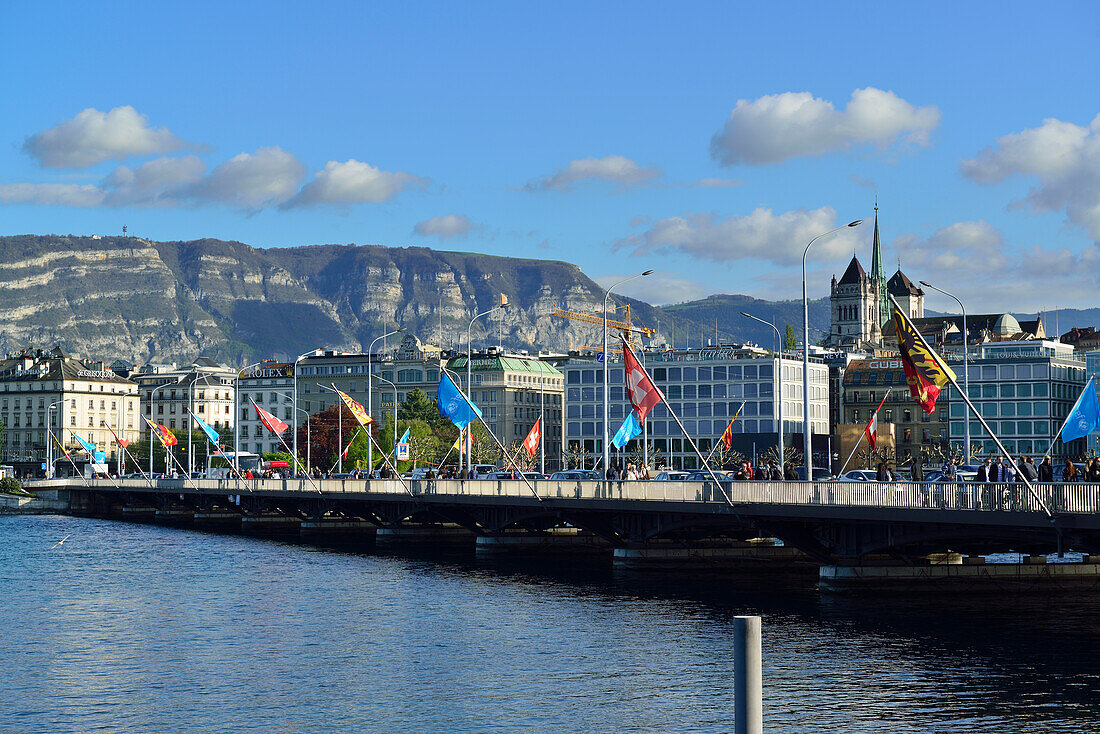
[0,234,863,365]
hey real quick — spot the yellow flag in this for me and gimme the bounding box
[335,388,373,429]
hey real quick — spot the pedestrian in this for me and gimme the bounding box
[912,457,925,482]
[1038,456,1054,482]
[625,463,638,480]
[1019,456,1038,482]
[976,458,991,482]
[1062,458,1078,483]
[942,456,957,481]
[875,462,889,481]
[784,463,798,481]
[1088,458,1100,483]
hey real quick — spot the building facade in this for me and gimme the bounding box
[561,346,829,471]
[235,360,295,457]
[838,358,950,463]
[0,347,140,473]
[130,358,236,441]
[946,341,1086,459]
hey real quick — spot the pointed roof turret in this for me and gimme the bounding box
[870,200,890,328]
[837,255,867,285]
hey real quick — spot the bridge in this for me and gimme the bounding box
[32,477,1100,590]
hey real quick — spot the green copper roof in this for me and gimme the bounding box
[447,355,562,376]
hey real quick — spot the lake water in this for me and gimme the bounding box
[3,514,1099,733]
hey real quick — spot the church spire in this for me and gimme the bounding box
[870,198,889,331]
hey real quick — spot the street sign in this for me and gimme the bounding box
[397,443,410,461]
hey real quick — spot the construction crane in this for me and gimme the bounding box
[551,303,656,344]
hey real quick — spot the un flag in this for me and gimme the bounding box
[1061,378,1100,443]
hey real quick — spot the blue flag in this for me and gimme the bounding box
[1061,378,1100,443]
[437,373,482,430]
[191,411,221,447]
[611,411,643,449]
[399,428,410,444]
[71,432,96,454]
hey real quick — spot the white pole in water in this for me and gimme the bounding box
[734,615,762,734]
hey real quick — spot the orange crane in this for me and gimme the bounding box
[551,303,656,345]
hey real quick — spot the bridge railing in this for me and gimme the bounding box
[45,477,1100,514]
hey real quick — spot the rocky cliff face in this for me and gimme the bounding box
[0,235,677,365]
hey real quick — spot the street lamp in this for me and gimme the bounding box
[46,400,63,478]
[602,270,653,476]
[374,375,400,470]
[233,361,263,472]
[148,380,182,476]
[275,391,309,474]
[465,302,508,476]
[366,329,405,474]
[292,347,325,474]
[742,312,784,471]
[803,220,862,481]
[920,280,969,460]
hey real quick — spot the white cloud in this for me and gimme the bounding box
[613,206,863,266]
[692,177,745,188]
[23,106,193,169]
[0,183,106,207]
[710,87,940,166]
[285,159,426,208]
[892,220,1100,312]
[102,155,206,206]
[961,114,1100,241]
[189,146,306,208]
[595,271,708,306]
[525,155,660,192]
[414,214,480,239]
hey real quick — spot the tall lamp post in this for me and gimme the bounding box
[47,400,63,478]
[366,329,404,476]
[803,220,863,481]
[602,270,653,476]
[465,302,508,476]
[373,376,400,468]
[742,312,784,471]
[276,392,310,475]
[292,347,324,474]
[920,280,969,460]
[233,361,263,472]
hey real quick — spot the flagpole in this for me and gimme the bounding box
[440,364,542,502]
[54,432,91,486]
[837,388,891,477]
[249,398,320,493]
[621,337,734,507]
[889,295,1052,519]
[704,402,746,465]
[140,417,199,490]
[105,422,153,487]
[187,410,248,484]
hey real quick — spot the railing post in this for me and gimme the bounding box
[734,615,762,734]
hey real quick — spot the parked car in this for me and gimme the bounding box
[684,470,733,481]
[794,467,835,481]
[653,471,690,481]
[470,464,497,479]
[837,470,879,482]
[549,470,601,481]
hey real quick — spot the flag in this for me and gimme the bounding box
[864,391,890,449]
[500,293,509,308]
[335,387,373,429]
[51,432,71,459]
[437,373,482,429]
[71,432,97,455]
[143,416,178,447]
[451,429,472,455]
[612,411,642,449]
[522,417,541,457]
[398,427,410,444]
[105,423,129,449]
[622,340,662,425]
[251,399,288,435]
[891,298,956,414]
[190,411,221,447]
[1060,378,1100,443]
[719,403,744,450]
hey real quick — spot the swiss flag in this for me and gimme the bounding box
[622,340,662,425]
[864,391,890,449]
[252,399,289,435]
[523,417,541,458]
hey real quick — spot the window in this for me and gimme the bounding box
[903,410,911,422]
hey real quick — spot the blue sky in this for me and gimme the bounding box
[1,1,1098,312]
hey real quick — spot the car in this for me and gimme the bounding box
[549,470,601,481]
[653,471,690,481]
[793,467,835,481]
[469,464,497,479]
[837,470,879,482]
[684,470,733,481]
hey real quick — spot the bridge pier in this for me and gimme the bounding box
[192,511,244,529]
[475,528,611,556]
[300,520,377,540]
[154,508,194,525]
[374,524,477,548]
[819,555,1100,592]
[241,515,302,536]
[612,538,815,572]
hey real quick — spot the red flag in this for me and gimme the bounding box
[251,399,289,435]
[622,340,662,425]
[720,403,743,450]
[864,391,890,449]
[105,423,129,449]
[523,417,541,458]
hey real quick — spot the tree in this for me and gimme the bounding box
[375,418,440,472]
[784,323,797,351]
[298,405,368,472]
